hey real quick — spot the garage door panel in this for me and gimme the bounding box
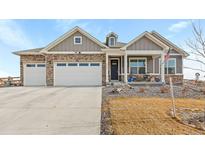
[24,63,46,86]
[54,62,102,86]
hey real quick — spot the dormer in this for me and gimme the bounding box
[106,32,118,47]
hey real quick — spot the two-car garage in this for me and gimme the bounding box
[23,62,102,86]
[54,62,102,86]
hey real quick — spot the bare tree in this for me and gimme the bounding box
[186,21,205,76]
[186,21,205,126]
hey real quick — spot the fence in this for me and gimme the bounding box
[0,77,21,87]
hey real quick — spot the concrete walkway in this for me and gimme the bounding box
[0,87,102,135]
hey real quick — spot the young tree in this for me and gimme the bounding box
[185,21,205,80]
[186,21,205,126]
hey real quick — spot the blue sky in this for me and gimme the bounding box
[0,19,205,79]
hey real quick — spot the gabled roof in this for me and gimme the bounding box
[151,31,189,57]
[103,42,126,48]
[13,27,189,57]
[106,32,118,38]
[41,26,108,52]
[121,31,169,50]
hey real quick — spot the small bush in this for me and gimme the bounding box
[200,88,205,95]
[160,86,169,93]
[181,87,189,96]
[138,87,145,93]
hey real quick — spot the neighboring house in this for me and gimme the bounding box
[14,26,189,86]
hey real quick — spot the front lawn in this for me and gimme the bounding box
[101,97,205,135]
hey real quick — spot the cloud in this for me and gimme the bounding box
[0,20,34,49]
[168,21,190,32]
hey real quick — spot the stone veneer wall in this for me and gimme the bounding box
[45,54,106,86]
[165,75,183,84]
[20,55,45,85]
[125,74,183,84]
[151,75,183,84]
[150,74,183,84]
[20,54,182,86]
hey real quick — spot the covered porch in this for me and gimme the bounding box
[105,50,166,84]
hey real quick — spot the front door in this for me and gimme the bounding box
[111,60,118,80]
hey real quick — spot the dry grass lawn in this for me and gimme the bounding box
[106,97,205,135]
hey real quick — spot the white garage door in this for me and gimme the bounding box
[54,62,102,86]
[24,63,46,86]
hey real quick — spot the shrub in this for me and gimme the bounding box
[160,86,169,93]
[181,86,189,96]
[138,87,145,93]
[201,88,205,95]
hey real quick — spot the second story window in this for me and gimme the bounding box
[74,36,82,45]
[109,37,115,46]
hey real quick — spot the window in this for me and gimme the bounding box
[79,63,89,66]
[68,63,78,66]
[159,58,176,74]
[129,59,146,74]
[37,64,45,67]
[57,63,66,67]
[26,64,35,67]
[74,36,82,44]
[90,63,100,66]
[109,37,115,46]
[165,59,176,74]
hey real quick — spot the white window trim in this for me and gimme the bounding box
[25,63,46,68]
[26,64,36,67]
[56,63,67,67]
[74,36,82,45]
[90,63,100,67]
[68,62,78,66]
[159,58,176,75]
[129,57,147,75]
[79,63,89,66]
[37,64,46,67]
[108,37,116,46]
[55,62,102,67]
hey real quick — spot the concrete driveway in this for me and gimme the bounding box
[0,87,102,135]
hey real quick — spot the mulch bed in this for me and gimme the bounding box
[100,88,114,135]
[103,83,205,99]
[176,108,205,131]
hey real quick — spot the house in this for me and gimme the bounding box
[14,26,189,86]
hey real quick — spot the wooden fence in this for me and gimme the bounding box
[0,77,22,87]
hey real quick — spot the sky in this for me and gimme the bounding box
[0,19,205,80]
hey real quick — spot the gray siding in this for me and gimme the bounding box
[147,57,153,73]
[49,31,102,52]
[127,36,163,50]
[151,32,183,55]
[155,57,160,73]
[173,55,183,74]
[154,55,183,74]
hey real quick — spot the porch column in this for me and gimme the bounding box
[124,53,128,83]
[161,52,165,83]
[106,53,109,83]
